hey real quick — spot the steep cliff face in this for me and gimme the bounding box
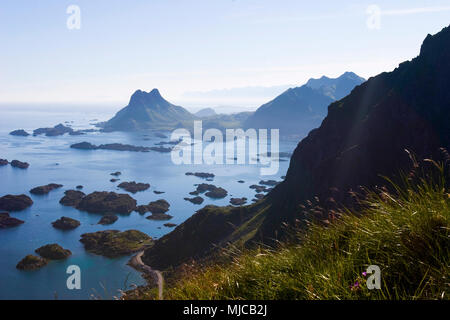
[142,25,450,269]
[260,25,450,241]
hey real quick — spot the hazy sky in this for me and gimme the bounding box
[1,0,450,107]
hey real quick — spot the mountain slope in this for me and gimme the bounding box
[103,89,195,131]
[142,25,450,270]
[306,71,366,100]
[243,72,365,136]
[194,108,217,118]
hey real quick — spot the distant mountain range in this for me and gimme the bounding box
[243,72,365,136]
[306,72,366,100]
[102,73,365,135]
[142,25,450,269]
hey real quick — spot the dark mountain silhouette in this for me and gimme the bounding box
[142,25,450,270]
[243,72,365,136]
[103,89,195,131]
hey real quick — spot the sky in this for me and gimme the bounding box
[1,0,450,110]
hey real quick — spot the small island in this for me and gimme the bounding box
[59,190,86,207]
[184,196,204,205]
[30,183,63,195]
[80,230,153,258]
[16,255,48,270]
[0,194,33,211]
[230,197,247,206]
[189,183,228,199]
[76,191,137,214]
[10,160,29,169]
[185,172,215,179]
[52,216,81,230]
[0,212,24,228]
[118,181,150,193]
[35,244,71,260]
[9,129,30,136]
[136,199,170,215]
[98,214,118,225]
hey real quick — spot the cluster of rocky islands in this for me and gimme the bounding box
[10,124,98,137]
[1,151,283,272]
[0,158,29,169]
[70,142,172,153]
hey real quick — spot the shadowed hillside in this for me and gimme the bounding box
[142,25,450,271]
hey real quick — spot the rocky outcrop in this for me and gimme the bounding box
[189,184,228,199]
[184,196,204,205]
[16,254,48,270]
[80,230,152,257]
[249,185,269,193]
[52,217,80,230]
[0,194,33,211]
[9,129,30,136]
[185,172,215,179]
[163,223,177,228]
[136,199,170,215]
[0,212,24,228]
[110,171,121,176]
[0,159,8,166]
[118,181,150,193]
[16,255,48,270]
[71,142,151,152]
[35,244,71,260]
[230,198,247,206]
[59,190,85,207]
[259,180,279,186]
[76,192,137,214]
[98,214,118,225]
[146,213,173,221]
[10,160,29,169]
[33,124,73,136]
[30,183,63,195]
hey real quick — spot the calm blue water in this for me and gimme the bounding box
[0,106,299,299]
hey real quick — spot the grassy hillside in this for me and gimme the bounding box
[134,159,449,300]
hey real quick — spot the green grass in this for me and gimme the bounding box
[161,161,449,300]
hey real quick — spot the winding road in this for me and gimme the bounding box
[130,251,164,300]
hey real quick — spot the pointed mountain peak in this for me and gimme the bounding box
[129,88,165,106]
[339,72,365,82]
[150,88,162,97]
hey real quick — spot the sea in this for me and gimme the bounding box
[0,104,299,299]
